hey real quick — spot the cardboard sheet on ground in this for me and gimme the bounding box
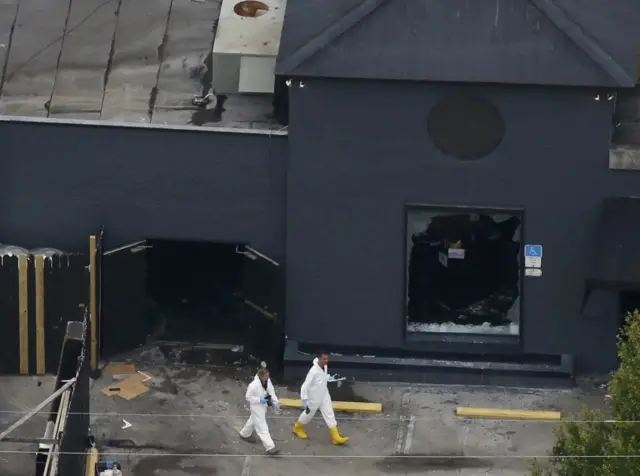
[101,373,150,400]
[101,385,122,397]
[109,363,137,375]
[117,375,150,400]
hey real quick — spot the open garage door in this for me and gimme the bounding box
[238,245,285,369]
[99,236,149,360]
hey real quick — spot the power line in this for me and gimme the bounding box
[0,409,635,424]
[0,449,639,459]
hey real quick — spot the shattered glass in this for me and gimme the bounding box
[406,212,521,335]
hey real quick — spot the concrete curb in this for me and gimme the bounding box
[85,447,99,476]
[279,398,383,413]
[456,407,562,421]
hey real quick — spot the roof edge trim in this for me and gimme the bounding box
[530,0,635,87]
[0,115,289,136]
[276,0,389,75]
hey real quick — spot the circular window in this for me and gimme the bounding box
[234,1,269,17]
[427,94,505,160]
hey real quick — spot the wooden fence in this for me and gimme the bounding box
[0,250,87,375]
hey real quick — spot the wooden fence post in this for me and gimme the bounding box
[89,236,98,371]
[35,255,46,375]
[18,255,29,375]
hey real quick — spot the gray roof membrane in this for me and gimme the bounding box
[0,0,281,130]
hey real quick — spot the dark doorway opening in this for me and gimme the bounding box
[619,290,640,332]
[99,236,284,370]
[141,239,284,370]
[146,240,245,344]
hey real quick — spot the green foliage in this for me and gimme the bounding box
[529,309,640,476]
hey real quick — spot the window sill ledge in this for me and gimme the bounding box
[403,331,530,359]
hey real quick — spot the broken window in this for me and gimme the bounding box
[405,208,521,336]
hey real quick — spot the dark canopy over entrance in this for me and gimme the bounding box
[589,196,640,290]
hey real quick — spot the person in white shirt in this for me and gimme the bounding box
[292,351,349,445]
[239,367,280,455]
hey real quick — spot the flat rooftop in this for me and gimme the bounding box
[0,0,282,131]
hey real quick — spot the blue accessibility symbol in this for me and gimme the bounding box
[524,245,543,258]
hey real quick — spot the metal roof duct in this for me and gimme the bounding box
[212,0,287,94]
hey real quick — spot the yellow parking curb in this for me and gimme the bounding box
[456,407,561,421]
[85,447,99,476]
[279,398,382,413]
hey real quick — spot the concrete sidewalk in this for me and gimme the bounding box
[0,376,56,476]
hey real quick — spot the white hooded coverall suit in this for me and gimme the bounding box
[297,358,337,428]
[240,375,279,451]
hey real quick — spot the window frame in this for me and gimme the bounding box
[402,202,526,347]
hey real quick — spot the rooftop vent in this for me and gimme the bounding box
[212,0,287,95]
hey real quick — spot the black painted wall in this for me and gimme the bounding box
[286,79,640,373]
[41,254,87,374]
[4,81,640,376]
[0,256,20,373]
[0,122,287,260]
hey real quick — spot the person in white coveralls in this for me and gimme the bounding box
[292,350,349,445]
[239,367,280,455]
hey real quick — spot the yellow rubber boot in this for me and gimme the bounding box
[293,422,308,439]
[329,427,349,445]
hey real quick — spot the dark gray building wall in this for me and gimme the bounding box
[0,122,287,260]
[286,79,640,373]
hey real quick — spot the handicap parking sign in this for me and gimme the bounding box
[524,244,543,271]
[524,245,542,258]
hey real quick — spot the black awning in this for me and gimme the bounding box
[589,197,640,290]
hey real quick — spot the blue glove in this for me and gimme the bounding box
[301,399,309,410]
[273,403,280,412]
[260,396,269,404]
[327,374,337,383]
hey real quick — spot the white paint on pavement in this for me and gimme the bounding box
[403,415,416,454]
[241,456,252,476]
[393,390,410,455]
[138,371,152,382]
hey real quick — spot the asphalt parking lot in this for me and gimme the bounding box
[0,344,611,476]
[84,345,610,476]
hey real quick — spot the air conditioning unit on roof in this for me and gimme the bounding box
[212,0,287,95]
